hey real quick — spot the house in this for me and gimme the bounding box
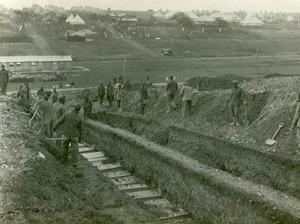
[240,16,264,26]
[0,55,72,72]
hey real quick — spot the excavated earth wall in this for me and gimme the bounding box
[90,111,300,199]
[84,119,300,224]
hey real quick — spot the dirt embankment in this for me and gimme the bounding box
[0,96,164,224]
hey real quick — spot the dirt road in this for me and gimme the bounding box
[26,23,56,55]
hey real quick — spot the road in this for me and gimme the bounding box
[26,23,56,55]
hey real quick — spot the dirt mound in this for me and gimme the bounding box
[0,96,163,224]
[187,74,251,90]
[105,76,300,160]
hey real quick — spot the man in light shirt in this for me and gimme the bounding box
[180,82,194,118]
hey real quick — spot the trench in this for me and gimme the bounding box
[83,118,300,224]
[89,92,300,200]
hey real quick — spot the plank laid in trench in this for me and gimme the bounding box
[159,207,191,221]
[97,163,123,172]
[81,152,105,158]
[87,157,108,162]
[143,199,173,208]
[111,176,139,186]
[79,147,94,153]
[103,170,132,179]
[126,190,162,200]
[90,158,109,166]
[118,184,150,192]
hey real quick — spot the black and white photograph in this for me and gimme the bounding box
[1,0,300,223]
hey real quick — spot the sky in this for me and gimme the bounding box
[1,0,300,13]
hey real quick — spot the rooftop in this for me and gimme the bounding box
[0,55,72,63]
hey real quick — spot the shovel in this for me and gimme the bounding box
[265,123,284,146]
[244,105,249,127]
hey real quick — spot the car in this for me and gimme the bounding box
[161,49,175,56]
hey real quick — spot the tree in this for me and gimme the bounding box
[14,9,33,27]
[215,18,229,28]
[171,12,193,27]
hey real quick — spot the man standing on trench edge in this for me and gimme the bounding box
[166,75,178,112]
[140,81,148,115]
[0,64,9,96]
[229,80,247,127]
[53,102,83,167]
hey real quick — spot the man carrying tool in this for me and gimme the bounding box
[140,81,148,115]
[290,93,300,148]
[98,82,105,106]
[83,93,93,117]
[0,64,9,96]
[180,82,194,118]
[229,80,247,127]
[17,90,31,113]
[166,75,178,112]
[53,102,83,166]
[106,81,114,108]
[32,91,55,138]
[53,95,67,147]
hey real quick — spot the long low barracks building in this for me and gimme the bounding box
[0,55,72,72]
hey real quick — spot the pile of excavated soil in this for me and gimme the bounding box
[90,76,300,161]
[0,96,164,224]
[186,74,251,91]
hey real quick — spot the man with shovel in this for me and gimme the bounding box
[229,80,247,127]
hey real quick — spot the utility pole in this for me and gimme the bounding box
[256,48,259,76]
[123,57,126,78]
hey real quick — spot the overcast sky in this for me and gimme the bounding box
[2,0,300,12]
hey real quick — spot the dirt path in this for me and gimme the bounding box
[26,23,56,55]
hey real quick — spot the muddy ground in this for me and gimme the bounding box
[0,96,170,224]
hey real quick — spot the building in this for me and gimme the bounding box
[0,55,72,72]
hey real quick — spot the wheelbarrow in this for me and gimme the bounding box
[265,123,284,146]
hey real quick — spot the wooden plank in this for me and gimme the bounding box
[81,152,105,158]
[79,147,94,153]
[103,171,132,179]
[111,176,139,186]
[97,163,122,172]
[143,199,173,208]
[90,158,109,166]
[159,208,190,221]
[126,190,161,200]
[118,184,150,192]
[87,157,108,162]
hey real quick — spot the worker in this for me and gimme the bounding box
[53,87,59,98]
[53,95,67,147]
[0,64,9,96]
[32,91,55,138]
[290,93,300,148]
[83,93,93,117]
[140,82,148,115]
[106,82,114,108]
[17,90,31,113]
[17,85,23,98]
[37,87,44,100]
[203,75,209,90]
[114,84,124,110]
[98,82,105,106]
[165,75,178,112]
[229,80,247,127]
[124,79,132,93]
[23,82,31,102]
[52,94,58,104]
[53,102,84,166]
[180,82,194,118]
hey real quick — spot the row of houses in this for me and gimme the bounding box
[0,56,72,72]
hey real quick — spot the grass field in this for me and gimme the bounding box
[3,20,300,91]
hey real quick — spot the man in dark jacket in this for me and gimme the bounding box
[53,102,83,166]
[98,82,105,106]
[140,82,148,115]
[165,75,178,112]
[0,64,9,96]
[106,82,114,108]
